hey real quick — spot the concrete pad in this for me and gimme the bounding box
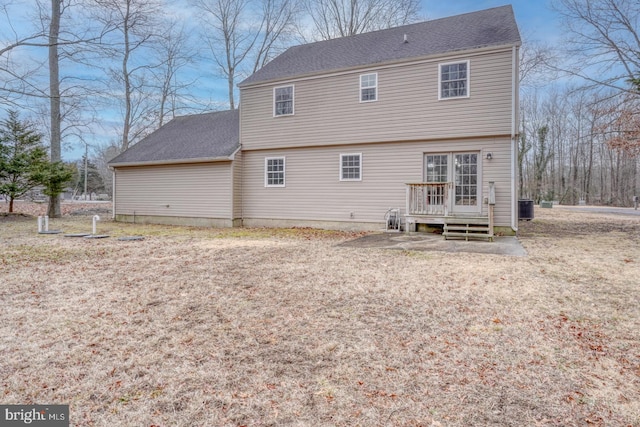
[117,236,145,241]
[339,232,527,256]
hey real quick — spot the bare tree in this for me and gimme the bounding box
[301,0,420,41]
[94,0,162,152]
[1,0,101,216]
[251,0,299,73]
[193,0,258,109]
[151,20,199,128]
[597,93,640,157]
[519,40,557,88]
[0,3,46,107]
[554,0,640,94]
[92,141,119,196]
[193,0,299,109]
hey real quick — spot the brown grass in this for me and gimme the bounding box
[0,205,638,426]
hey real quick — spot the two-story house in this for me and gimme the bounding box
[109,5,521,236]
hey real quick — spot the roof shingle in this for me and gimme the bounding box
[108,110,239,166]
[240,5,520,87]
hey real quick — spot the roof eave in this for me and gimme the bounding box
[109,155,234,168]
[238,42,521,89]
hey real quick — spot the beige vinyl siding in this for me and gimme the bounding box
[114,162,232,219]
[241,49,515,150]
[242,136,513,227]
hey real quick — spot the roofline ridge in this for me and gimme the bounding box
[288,4,513,50]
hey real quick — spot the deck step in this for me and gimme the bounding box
[445,226,490,232]
[442,231,492,241]
[443,216,493,241]
[444,216,489,225]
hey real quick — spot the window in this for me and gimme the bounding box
[340,153,361,181]
[439,61,469,99]
[360,73,377,102]
[265,157,285,187]
[425,154,448,183]
[274,85,294,116]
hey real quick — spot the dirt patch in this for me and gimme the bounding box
[0,212,32,221]
[0,208,638,426]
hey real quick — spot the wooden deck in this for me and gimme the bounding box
[404,183,494,241]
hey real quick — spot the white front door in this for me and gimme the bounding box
[424,152,481,215]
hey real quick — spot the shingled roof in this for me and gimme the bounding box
[109,110,239,167]
[240,5,520,87]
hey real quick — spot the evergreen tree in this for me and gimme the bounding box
[32,161,75,202]
[0,111,74,212]
[0,111,49,212]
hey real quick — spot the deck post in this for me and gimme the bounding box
[405,185,411,233]
[488,182,495,241]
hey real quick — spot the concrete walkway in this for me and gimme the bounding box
[340,232,527,256]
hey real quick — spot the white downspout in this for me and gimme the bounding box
[111,168,116,220]
[511,45,518,232]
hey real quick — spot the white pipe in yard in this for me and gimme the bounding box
[92,215,100,235]
[44,216,49,232]
[37,216,43,233]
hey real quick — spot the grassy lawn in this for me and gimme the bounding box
[1,207,638,426]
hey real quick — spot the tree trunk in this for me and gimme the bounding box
[9,197,14,213]
[585,121,594,203]
[121,1,132,152]
[228,72,235,110]
[47,0,62,218]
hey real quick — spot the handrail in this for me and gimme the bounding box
[406,183,449,216]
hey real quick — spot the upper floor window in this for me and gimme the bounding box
[340,153,362,181]
[439,61,469,99]
[265,157,285,187]
[360,73,377,102]
[274,85,294,116]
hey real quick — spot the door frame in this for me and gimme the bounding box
[424,151,482,215]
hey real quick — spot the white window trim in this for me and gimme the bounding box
[359,72,377,103]
[273,85,295,117]
[438,60,470,100]
[339,153,362,181]
[264,156,286,187]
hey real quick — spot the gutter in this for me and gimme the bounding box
[228,146,241,161]
[108,155,235,168]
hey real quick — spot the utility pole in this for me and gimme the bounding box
[84,142,88,200]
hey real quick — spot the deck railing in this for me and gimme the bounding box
[406,183,449,216]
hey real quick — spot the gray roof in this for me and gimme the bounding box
[240,5,520,87]
[109,110,239,167]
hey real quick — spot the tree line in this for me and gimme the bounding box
[519,0,639,207]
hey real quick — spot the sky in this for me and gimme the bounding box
[1,1,565,161]
[423,0,561,43]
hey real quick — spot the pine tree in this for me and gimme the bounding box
[0,111,49,212]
